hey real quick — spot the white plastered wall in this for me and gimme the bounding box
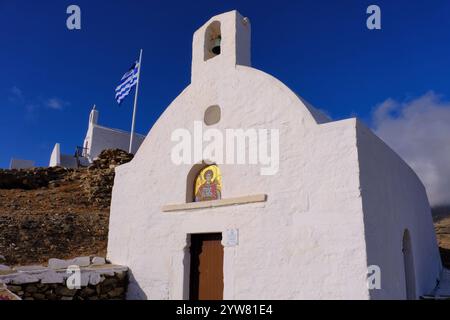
[356,121,442,299]
[87,125,145,160]
[82,109,146,161]
[49,143,61,167]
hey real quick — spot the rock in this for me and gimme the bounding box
[107,287,125,298]
[36,283,49,291]
[79,287,96,298]
[25,285,38,293]
[96,284,101,296]
[89,149,134,170]
[6,285,22,293]
[102,278,118,287]
[72,256,90,267]
[88,273,104,286]
[48,258,70,270]
[91,257,106,266]
[46,293,58,300]
[48,181,60,188]
[32,293,46,300]
[49,256,90,269]
[0,264,12,272]
[41,270,65,284]
[116,271,127,281]
[55,286,77,297]
[10,273,40,284]
[0,255,5,263]
[14,265,47,272]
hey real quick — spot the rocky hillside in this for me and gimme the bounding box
[433,206,450,268]
[0,149,133,266]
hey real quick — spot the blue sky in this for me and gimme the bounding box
[1,0,450,168]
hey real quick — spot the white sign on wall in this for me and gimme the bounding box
[223,229,239,247]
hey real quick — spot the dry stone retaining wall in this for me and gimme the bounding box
[0,256,128,300]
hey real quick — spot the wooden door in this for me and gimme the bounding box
[189,233,224,300]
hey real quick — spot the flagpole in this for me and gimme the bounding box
[129,49,143,154]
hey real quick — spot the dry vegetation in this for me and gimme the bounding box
[433,206,450,268]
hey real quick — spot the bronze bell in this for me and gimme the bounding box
[212,36,221,55]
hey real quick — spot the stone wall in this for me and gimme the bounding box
[5,273,126,300]
[0,257,128,300]
[0,166,72,189]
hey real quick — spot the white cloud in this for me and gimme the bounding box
[372,91,450,206]
[8,86,25,104]
[7,86,69,116]
[45,97,69,110]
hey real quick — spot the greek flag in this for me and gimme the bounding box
[115,61,139,104]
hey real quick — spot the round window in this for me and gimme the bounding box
[204,105,221,125]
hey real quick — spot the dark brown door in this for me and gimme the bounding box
[189,233,224,300]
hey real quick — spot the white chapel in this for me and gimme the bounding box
[49,106,146,168]
[106,11,443,300]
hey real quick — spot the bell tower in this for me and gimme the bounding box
[191,10,251,83]
[89,104,99,125]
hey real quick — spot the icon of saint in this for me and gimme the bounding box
[195,169,221,201]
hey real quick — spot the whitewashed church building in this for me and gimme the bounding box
[107,11,443,300]
[49,106,145,168]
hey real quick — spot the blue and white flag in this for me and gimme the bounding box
[115,61,139,104]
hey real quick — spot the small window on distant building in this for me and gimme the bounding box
[194,165,222,202]
[204,21,221,61]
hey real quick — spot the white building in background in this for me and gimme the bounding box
[107,11,443,300]
[9,158,35,170]
[49,106,146,168]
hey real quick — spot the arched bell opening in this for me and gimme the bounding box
[204,21,222,61]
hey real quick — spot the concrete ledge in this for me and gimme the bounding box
[162,194,267,212]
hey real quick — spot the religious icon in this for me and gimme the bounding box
[194,165,222,202]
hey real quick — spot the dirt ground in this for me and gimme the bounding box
[0,179,109,265]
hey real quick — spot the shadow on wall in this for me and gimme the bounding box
[126,270,148,300]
